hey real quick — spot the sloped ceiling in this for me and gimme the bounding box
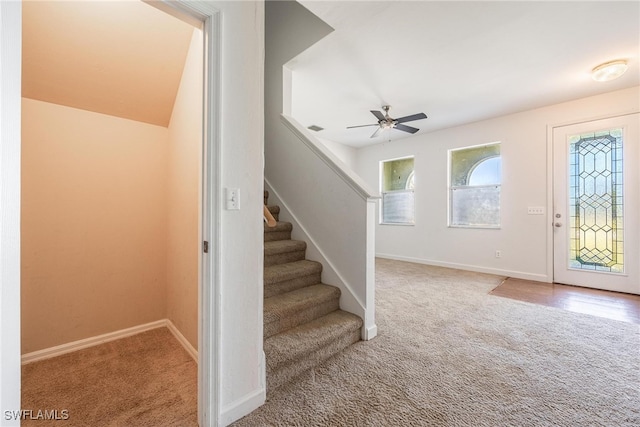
[296,1,640,148]
[22,0,195,127]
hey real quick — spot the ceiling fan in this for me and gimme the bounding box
[347,105,427,138]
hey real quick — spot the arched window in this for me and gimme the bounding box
[405,171,415,190]
[449,143,501,228]
[468,156,501,186]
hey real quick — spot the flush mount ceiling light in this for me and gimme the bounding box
[591,60,628,82]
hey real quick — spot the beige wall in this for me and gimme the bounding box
[21,98,169,353]
[21,29,203,355]
[166,29,203,350]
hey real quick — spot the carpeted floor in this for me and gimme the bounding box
[234,258,640,426]
[21,327,197,427]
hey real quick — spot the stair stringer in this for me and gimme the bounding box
[264,180,377,340]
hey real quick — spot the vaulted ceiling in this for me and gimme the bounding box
[22,0,195,127]
[295,1,640,148]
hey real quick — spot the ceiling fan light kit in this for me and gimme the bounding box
[347,105,428,138]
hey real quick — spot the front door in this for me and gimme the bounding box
[553,114,639,295]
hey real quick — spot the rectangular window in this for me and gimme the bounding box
[380,157,415,225]
[449,143,501,228]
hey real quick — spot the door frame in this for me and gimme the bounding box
[159,2,222,425]
[546,110,640,287]
[0,1,223,425]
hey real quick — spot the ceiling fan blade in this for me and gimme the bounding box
[346,123,378,129]
[370,110,386,121]
[395,112,427,124]
[395,124,419,134]
[370,127,382,138]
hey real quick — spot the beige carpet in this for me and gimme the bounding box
[234,258,640,426]
[21,327,197,427]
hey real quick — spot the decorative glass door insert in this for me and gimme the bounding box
[553,114,638,295]
[568,128,623,273]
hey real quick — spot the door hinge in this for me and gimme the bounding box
[203,241,209,253]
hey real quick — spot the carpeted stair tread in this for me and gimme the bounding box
[264,260,323,298]
[264,239,306,255]
[264,221,292,232]
[264,240,307,266]
[264,309,363,373]
[264,221,293,242]
[264,284,340,338]
[264,260,322,285]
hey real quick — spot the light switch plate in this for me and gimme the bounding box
[226,188,240,210]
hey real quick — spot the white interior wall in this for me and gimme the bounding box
[0,2,22,423]
[354,86,640,281]
[317,136,357,168]
[212,1,265,424]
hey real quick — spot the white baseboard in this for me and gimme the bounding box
[362,324,377,341]
[21,319,198,365]
[376,253,550,283]
[219,386,266,426]
[166,319,198,362]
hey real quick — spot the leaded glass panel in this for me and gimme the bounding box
[568,128,623,273]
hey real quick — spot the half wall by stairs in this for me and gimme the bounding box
[264,191,363,391]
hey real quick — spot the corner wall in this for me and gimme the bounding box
[354,86,640,281]
[166,28,203,351]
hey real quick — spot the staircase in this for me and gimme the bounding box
[263,191,363,391]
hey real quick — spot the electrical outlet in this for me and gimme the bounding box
[527,207,545,215]
[226,188,240,210]
[495,250,501,258]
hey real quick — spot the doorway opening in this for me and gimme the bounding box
[20,1,207,424]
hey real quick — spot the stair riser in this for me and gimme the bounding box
[264,231,292,242]
[264,298,339,339]
[264,273,322,298]
[266,328,361,391]
[264,250,306,267]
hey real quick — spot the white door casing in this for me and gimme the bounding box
[553,114,639,294]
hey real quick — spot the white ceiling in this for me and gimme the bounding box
[295,1,640,148]
[22,0,195,127]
